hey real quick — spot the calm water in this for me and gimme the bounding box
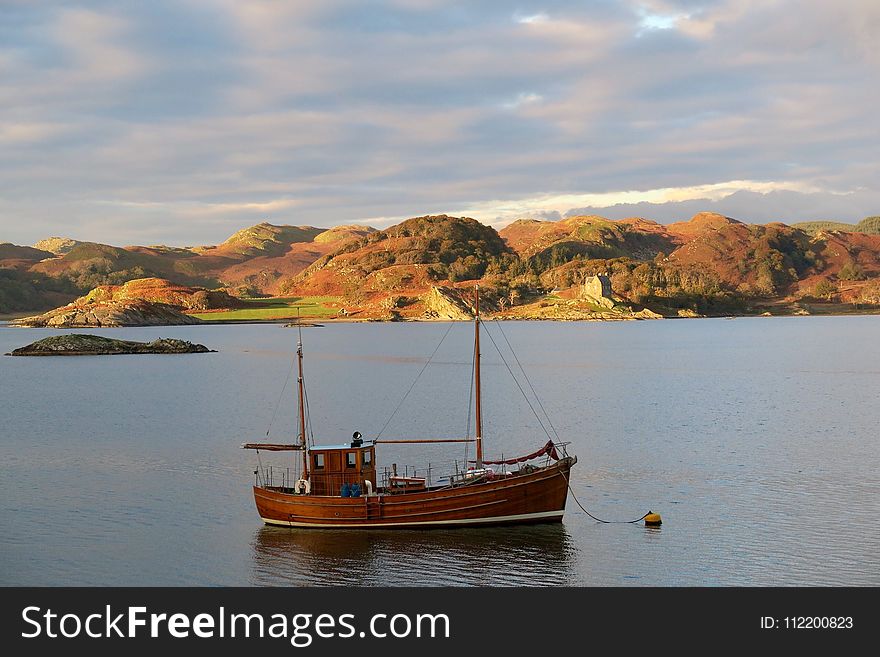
[1,317,878,586]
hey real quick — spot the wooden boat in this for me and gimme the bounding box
[243,287,576,529]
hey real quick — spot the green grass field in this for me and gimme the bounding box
[190,296,341,321]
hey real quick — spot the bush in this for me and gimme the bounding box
[838,261,866,281]
[814,279,837,299]
[856,216,880,234]
[0,269,78,313]
[859,280,880,304]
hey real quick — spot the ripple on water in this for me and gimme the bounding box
[1,319,878,585]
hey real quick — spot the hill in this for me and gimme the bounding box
[12,299,206,328]
[282,215,512,317]
[5,211,880,318]
[10,277,244,327]
[0,269,78,315]
[287,214,510,293]
[665,214,815,296]
[793,216,880,235]
[500,215,677,263]
[193,222,323,258]
[29,240,219,291]
[77,278,244,310]
[0,222,375,312]
[506,211,880,315]
[217,224,375,295]
[0,243,54,266]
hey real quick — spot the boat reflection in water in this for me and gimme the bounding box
[250,523,577,586]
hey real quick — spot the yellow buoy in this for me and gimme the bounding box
[644,512,662,527]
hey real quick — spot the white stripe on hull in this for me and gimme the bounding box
[260,509,564,529]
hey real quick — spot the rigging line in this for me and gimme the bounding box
[558,469,650,524]
[375,321,456,440]
[297,312,310,447]
[265,355,296,437]
[492,319,561,442]
[480,320,553,442]
[295,310,316,449]
[464,332,476,465]
[303,380,315,447]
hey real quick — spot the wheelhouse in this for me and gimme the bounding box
[308,438,377,496]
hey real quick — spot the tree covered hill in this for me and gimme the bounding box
[3,212,880,315]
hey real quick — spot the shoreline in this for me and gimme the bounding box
[3,308,880,329]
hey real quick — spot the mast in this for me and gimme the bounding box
[297,323,309,480]
[474,285,483,468]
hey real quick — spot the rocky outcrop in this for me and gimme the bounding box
[6,334,214,356]
[78,278,242,311]
[8,277,244,327]
[422,286,474,320]
[500,294,664,321]
[32,237,80,255]
[11,300,205,328]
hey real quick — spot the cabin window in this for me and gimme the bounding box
[346,452,357,468]
[313,453,325,470]
[363,450,372,467]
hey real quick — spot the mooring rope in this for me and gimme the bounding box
[559,469,652,524]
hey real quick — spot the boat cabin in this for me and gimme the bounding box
[308,434,377,496]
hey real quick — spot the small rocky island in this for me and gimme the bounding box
[6,334,216,356]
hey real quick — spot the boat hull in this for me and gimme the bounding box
[253,457,576,529]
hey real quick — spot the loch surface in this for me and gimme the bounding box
[1,317,878,586]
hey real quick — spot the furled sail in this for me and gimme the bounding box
[472,440,560,465]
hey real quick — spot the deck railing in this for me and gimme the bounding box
[254,441,572,494]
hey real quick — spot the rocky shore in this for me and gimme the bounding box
[6,334,215,356]
[11,300,204,328]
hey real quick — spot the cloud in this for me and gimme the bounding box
[563,188,880,224]
[96,197,301,217]
[515,12,549,25]
[455,179,827,227]
[636,4,690,36]
[0,122,70,145]
[0,7,151,113]
[0,1,878,246]
[51,9,148,82]
[502,92,544,110]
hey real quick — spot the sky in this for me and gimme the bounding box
[1,0,878,246]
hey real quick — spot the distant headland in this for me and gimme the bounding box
[2,212,879,325]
